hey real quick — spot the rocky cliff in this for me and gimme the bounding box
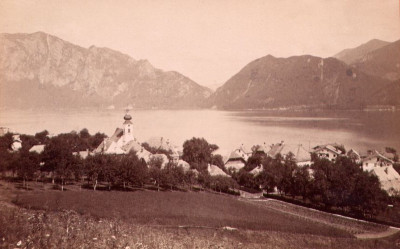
[0,32,211,110]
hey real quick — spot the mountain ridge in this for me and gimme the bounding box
[0,31,211,110]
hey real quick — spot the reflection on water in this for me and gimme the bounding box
[0,109,399,156]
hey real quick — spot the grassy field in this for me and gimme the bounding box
[2,181,400,248]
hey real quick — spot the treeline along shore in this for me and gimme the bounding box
[1,128,400,223]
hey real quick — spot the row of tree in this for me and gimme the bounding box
[0,131,237,193]
[233,153,389,217]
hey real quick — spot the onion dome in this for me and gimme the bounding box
[124,114,132,121]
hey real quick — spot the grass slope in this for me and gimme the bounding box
[14,189,349,237]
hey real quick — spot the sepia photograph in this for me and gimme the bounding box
[0,0,400,248]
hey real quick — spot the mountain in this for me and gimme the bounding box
[209,55,397,110]
[0,32,211,110]
[334,39,390,65]
[350,39,400,81]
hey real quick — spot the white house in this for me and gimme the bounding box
[312,144,343,162]
[361,150,400,195]
[225,147,249,172]
[362,150,394,172]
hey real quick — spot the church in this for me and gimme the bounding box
[94,113,152,162]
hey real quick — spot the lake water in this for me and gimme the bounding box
[1,109,399,156]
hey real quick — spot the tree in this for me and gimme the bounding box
[349,172,388,217]
[15,150,40,189]
[182,137,218,171]
[148,156,164,191]
[34,130,49,144]
[42,135,76,185]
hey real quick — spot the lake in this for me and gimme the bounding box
[0,109,399,156]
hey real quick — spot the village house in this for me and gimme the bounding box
[279,143,312,167]
[312,144,343,162]
[225,145,250,172]
[361,150,400,195]
[267,141,285,159]
[362,150,394,172]
[347,149,361,163]
[145,136,180,163]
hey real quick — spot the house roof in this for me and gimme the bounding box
[208,164,229,177]
[371,165,400,193]
[313,144,342,155]
[267,142,285,158]
[239,144,251,154]
[121,139,142,153]
[362,150,394,164]
[347,149,361,158]
[29,144,45,154]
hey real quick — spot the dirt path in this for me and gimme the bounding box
[242,197,400,239]
[355,227,400,239]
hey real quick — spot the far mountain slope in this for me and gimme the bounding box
[350,39,400,81]
[334,39,390,65]
[210,55,395,110]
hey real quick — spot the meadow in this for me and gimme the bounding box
[2,181,400,248]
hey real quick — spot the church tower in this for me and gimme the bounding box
[123,112,134,143]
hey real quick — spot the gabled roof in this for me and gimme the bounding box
[347,149,360,158]
[239,144,251,154]
[228,150,247,161]
[145,136,175,151]
[29,144,45,154]
[362,150,394,164]
[208,164,229,177]
[121,139,142,153]
[267,142,285,158]
[313,144,342,155]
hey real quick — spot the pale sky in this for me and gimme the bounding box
[0,0,399,88]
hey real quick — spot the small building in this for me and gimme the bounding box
[312,144,343,162]
[362,150,394,172]
[362,150,399,195]
[225,148,249,172]
[347,149,361,163]
[267,141,286,159]
[29,144,45,154]
[145,136,181,164]
[279,143,312,167]
[11,134,22,152]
